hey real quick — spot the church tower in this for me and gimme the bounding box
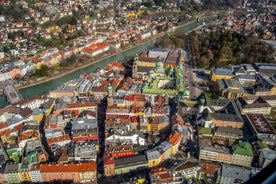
[107,85,113,106]
[132,54,138,79]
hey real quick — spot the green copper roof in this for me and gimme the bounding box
[256,141,268,149]
[199,127,212,135]
[233,141,253,156]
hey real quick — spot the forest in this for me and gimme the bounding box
[188,29,275,68]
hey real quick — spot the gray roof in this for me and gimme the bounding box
[4,163,19,173]
[221,164,252,183]
[215,127,243,137]
[114,154,147,168]
[71,117,97,131]
[211,113,243,123]
[261,149,276,160]
[146,150,161,160]
[213,68,234,76]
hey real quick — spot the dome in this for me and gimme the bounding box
[148,70,155,74]
[107,85,112,91]
[183,90,190,96]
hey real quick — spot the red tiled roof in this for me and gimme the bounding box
[104,154,114,165]
[40,161,96,173]
[47,134,70,145]
[82,43,109,53]
[200,163,220,175]
[169,132,181,145]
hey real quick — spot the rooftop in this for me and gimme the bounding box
[200,163,220,175]
[40,161,96,173]
[232,141,253,156]
[245,114,275,135]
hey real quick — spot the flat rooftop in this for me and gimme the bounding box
[245,114,275,135]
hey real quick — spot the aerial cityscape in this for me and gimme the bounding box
[0,0,275,183]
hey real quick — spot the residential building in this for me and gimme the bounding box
[199,163,221,184]
[172,160,201,179]
[105,144,135,158]
[213,127,243,146]
[169,132,183,156]
[220,165,254,184]
[261,95,276,107]
[244,114,276,146]
[258,149,276,168]
[236,97,271,115]
[3,163,20,184]
[232,141,253,167]
[71,141,97,161]
[40,162,96,183]
[71,116,98,142]
[18,164,31,182]
[29,164,41,183]
[104,154,115,176]
[217,79,247,99]
[114,154,147,175]
[150,168,172,183]
[199,139,232,164]
[105,131,146,146]
[211,68,234,82]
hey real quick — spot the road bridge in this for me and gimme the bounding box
[3,85,23,105]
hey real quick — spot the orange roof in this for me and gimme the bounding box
[200,163,220,175]
[104,154,114,165]
[82,43,109,53]
[47,134,70,145]
[169,132,181,145]
[0,122,8,129]
[40,161,96,173]
[18,130,39,142]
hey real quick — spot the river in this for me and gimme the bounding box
[0,20,204,108]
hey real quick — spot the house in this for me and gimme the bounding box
[104,154,115,176]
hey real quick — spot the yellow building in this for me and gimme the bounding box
[19,169,31,183]
[211,68,234,82]
[217,79,247,99]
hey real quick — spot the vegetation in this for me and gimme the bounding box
[188,29,274,68]
[0,4,28,21]
[40,15,77,30]
[34,64,49,77]
[156,33,186,49]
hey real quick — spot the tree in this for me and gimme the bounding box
[35,64,49,77]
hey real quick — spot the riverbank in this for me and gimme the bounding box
[16,31,169,90]
[16,17,210,90]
